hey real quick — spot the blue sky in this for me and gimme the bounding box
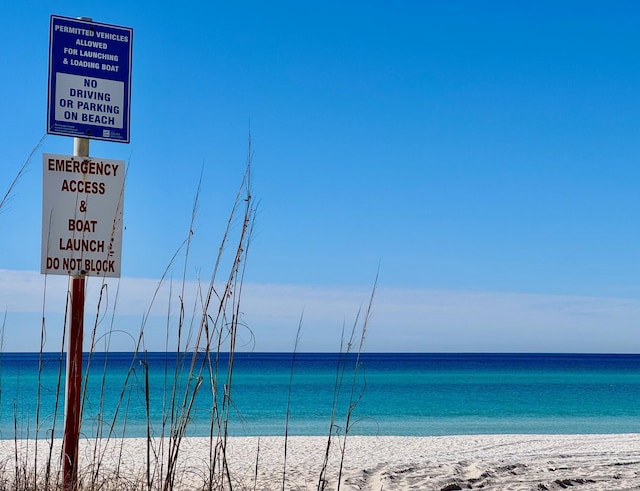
[1,1,639,352]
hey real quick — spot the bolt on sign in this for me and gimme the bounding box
[41,153,125,278]
[47,15,133,143]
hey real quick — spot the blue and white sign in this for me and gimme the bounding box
[47,15,133,143]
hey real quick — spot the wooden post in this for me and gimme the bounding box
[62,135,89,490]
[62,275,84,490]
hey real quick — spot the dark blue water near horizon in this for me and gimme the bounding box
[1,352,639,439]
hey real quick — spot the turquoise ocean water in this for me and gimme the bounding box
[1,352,639,439]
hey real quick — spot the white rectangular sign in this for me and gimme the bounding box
[41,153,125,277]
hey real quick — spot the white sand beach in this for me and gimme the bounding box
[2,434,639,490]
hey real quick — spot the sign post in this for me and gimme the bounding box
[41,146,124,490]
[64,138,88,491]
[45,14,132,491]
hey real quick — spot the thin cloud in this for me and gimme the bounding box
[1,269,639,353]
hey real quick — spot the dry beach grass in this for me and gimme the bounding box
[0,138,378,490]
